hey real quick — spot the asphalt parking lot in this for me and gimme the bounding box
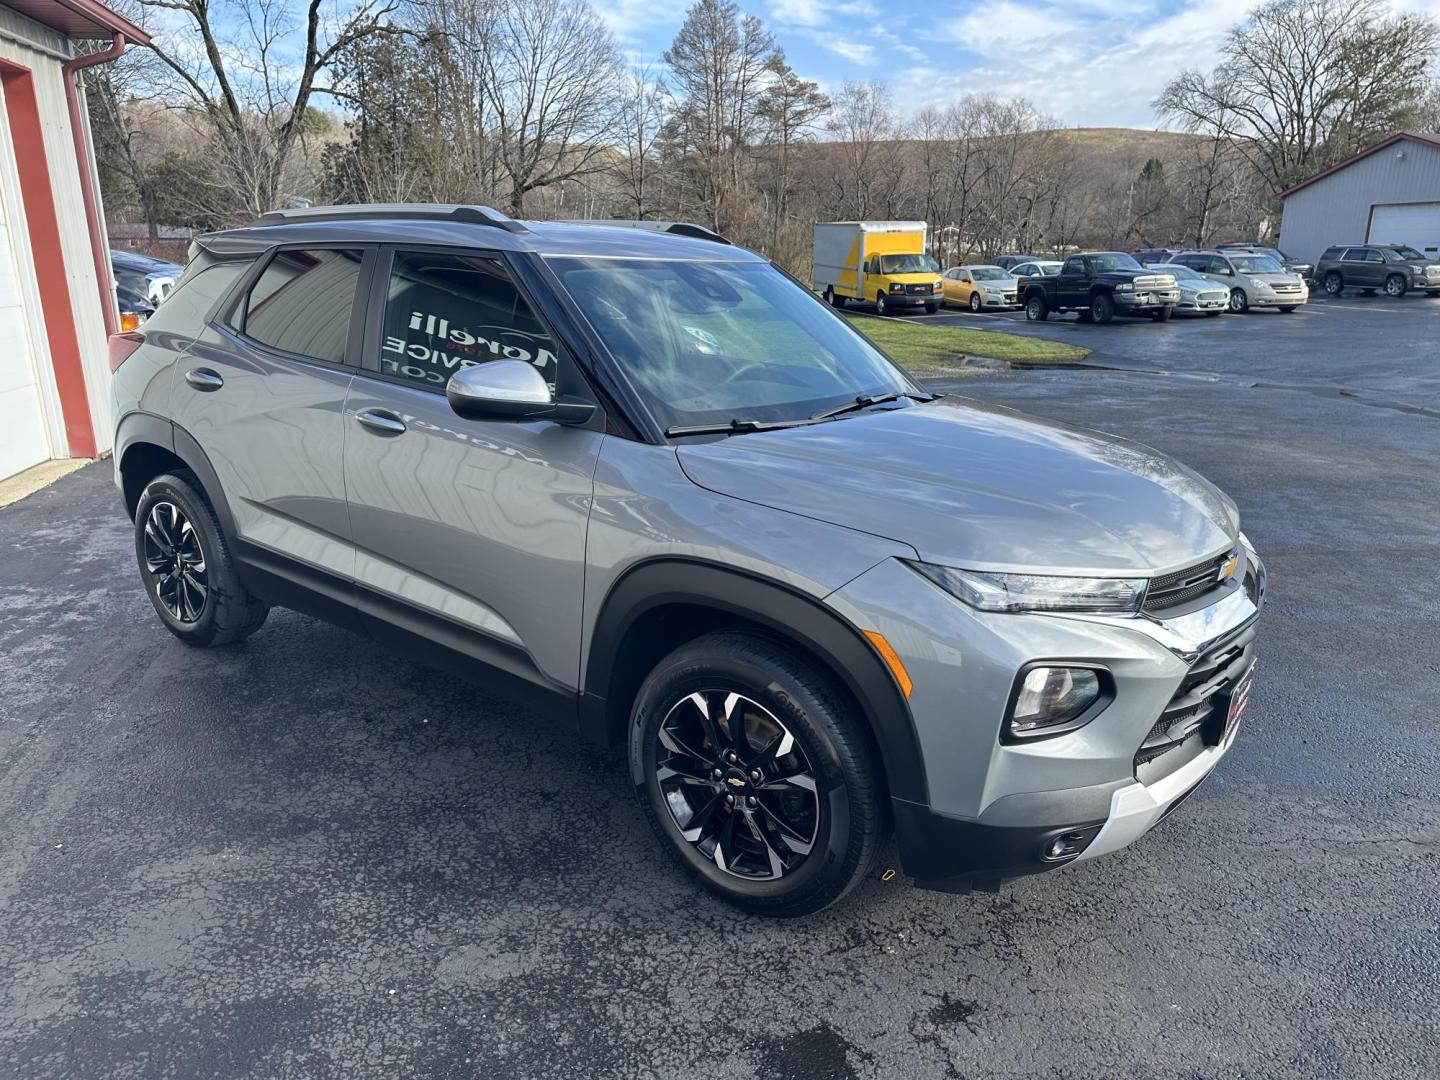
[901,289,1440,408]
[3,299,1438,1078]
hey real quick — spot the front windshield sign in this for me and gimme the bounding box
[547,257,918,432]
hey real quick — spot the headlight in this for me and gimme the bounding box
[1249,277,1268,288]
[1114,282,1134,292]
[906,561,1146,614]
[1007,665,1108,740]
[932,282,943,293]
[889,283,904,292]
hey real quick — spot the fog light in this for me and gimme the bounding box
[1041,825,1103,862]
[1006,666,1104,740]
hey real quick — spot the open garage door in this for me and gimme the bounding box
[1368,202,1440,259]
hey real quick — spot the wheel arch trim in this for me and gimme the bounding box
[115,412,237,541]
[582,557,929,805]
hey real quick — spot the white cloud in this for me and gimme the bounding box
[808,32,875,64]
[771,0,828,27]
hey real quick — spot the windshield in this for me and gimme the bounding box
[549,258,915,431]
[1388,246,1424,261]
[1028,263,1060,276]
[970,267,1011,281]
[1157,264,1203,282]
[1230,254,1285,273]
[1090,252,1142,272]
[878,253,939,274]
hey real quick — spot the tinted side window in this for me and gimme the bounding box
[1062,257,1084,274]
[142,260,249,334]
[1321,246,1344,260]
[1361,249,1383,263]
[243,248,363,363]
[380,251,560,392]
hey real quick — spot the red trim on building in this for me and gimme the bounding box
[1278,132,1440,200]
[0,58,96,458]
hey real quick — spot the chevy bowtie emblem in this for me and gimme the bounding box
[726,777,746,789]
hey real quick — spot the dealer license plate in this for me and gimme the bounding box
[1224,662,1256,741]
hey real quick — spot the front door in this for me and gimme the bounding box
[1057,256,1088,307]
[342,248,603,690]
[170,246,367,581]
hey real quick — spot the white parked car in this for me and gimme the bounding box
[1010,260,1063,279]
[1146,263,1230,317]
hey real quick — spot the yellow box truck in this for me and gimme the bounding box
[813,221,944,316]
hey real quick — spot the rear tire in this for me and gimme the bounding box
[1323,271,1343,296]
[628,631,887,917]
[134,472,269,647]
[1025,295,1048,321]
[1090,293,1114,324]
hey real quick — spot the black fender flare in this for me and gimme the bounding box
[114,412,237,541]
[582,557,929,805]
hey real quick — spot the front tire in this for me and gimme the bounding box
[1385,274,1407,298]
[134,472,269,647]
[1323,271,1344,296]
[969,292,982,312]
[629,631,886,917]
[924,302,939,315]
[875,292,889,316]
[1025,295,1048,321]
[1229,288,1249,314]
[1150,306,1173,322]
[1090,293,1114,324]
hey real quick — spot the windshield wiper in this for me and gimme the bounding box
[665,417,814,438]
[809,390,937,422]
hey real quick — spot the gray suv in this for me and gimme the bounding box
[110,205,1266,916]
[1315,244,1440,297]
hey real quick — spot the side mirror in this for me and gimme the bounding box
[446,359,594,426]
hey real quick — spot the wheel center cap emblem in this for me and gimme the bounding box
[724,772,747,790]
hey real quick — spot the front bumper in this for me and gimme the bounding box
[828,544,1265,892]
[1115,288,1180,309]
[887,291,942,307]
[1249,289,1308,307]
[1177,293,1229,312]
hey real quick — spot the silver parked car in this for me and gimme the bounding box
[1147,263,1230,316]
[110,205,1265,916]
[1173,250,1309,313]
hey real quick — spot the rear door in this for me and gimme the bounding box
[341,247,604,690]
[170,245,369,584]
[1057,256,1088,306]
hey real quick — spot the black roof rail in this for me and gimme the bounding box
[562,219,733,245]
[252,203,530,234]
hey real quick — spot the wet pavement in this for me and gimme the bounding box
[2,299,1438,1078]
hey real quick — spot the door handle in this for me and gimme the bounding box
[354,408,407,436]
[184,368,224,391]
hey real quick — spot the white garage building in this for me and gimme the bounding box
[1278,132,1440,265]
[0,0,147,482]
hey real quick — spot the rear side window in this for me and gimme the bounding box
[1321,246,1344,260]
[243,248,363,363]
[378,250,560,392]
[140,259,248,334]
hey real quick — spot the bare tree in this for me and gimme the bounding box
[1156,0,1440,194]
[663,0,779,234]
[823,81,896,219]
[136,0,396,219]
[757,61,827,243]
[615,65,670,219]
[478,0,624,215]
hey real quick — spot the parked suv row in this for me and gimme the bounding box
[111,205,1264,915]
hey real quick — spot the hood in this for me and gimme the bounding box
[677,400,1238,574]
[1251,272,1302,284]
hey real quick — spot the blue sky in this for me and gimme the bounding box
[593,0,1430,129]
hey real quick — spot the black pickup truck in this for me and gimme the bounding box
[1021,252,1179,323]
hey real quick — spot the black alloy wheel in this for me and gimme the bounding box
[654,689,820,881]
[142,500,208,623]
